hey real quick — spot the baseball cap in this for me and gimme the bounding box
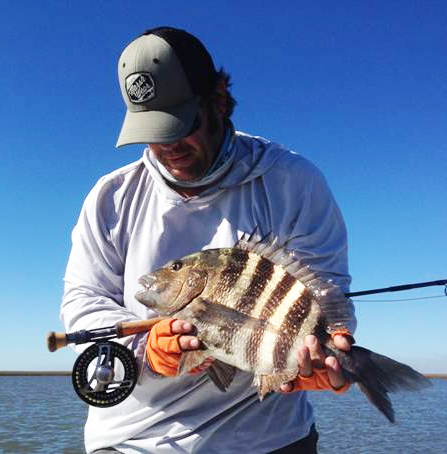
[116,27,217,147]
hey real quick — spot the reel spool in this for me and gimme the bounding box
[72,341,138,407]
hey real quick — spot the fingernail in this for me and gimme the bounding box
[327,356,339,371]
[190,338,200,348]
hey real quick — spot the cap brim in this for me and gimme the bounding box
[116,96,201,147]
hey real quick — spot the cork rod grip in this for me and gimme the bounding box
[116,318,163,337]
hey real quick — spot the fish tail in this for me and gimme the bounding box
[332,346,432,423]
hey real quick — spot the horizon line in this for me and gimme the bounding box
[0,371,446,379]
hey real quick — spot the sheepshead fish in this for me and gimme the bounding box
[135,233,431,422]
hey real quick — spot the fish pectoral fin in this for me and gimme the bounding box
[178,351,209,375]
[206,360,237,392]
[254,371,298,400]
[178,352,237,392]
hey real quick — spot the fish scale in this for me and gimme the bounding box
[136,233,432,422]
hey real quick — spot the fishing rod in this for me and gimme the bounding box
[47,278,446,408]
[47,277,447,352]
[46,279,447,352]
[345,279,447,298]
[48,279,447,351]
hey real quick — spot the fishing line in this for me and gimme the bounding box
[352,295,446,303]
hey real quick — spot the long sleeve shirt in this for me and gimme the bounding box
[61,131,354,453]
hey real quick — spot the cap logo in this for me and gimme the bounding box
[126,72,155,104]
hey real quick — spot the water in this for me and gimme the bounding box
[0,376,86,453]
[0,376,446,453]
[308,379,447,453]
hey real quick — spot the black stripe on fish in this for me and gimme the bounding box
[273,291,312,371]
[234,255,275,314]
[213,249,249,303]
[259,271,297,321]
[245,271,297,368]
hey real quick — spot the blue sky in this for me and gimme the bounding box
[1,1,446,373]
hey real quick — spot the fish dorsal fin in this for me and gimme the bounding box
[235,230,317,283]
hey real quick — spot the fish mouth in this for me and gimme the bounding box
[135,274,159,305]
[138,274,156,289]
[135,274,177,305]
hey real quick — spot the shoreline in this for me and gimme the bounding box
[1,371,446,378]
[0,371,72,376]
[425,374,447,379]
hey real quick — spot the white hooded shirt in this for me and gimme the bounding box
[61,131,354,453]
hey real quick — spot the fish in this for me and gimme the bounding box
[135,232,431,422]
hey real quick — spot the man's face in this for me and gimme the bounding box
[150,108,224,182]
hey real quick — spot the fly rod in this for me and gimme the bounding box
[345,279,447,298]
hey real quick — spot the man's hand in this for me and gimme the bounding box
[146,319,206,377]
[171,319,202,350]
[280,334,351,393]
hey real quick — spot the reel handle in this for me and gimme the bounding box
[46,317,162,352]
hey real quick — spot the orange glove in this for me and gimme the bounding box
[286,329,353,394]
[146,319,182,376]
[287,368,350,394]
[146,318,214,377]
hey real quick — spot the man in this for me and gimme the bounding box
[61,26,355,453]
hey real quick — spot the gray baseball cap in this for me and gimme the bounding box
[116,27,217,147]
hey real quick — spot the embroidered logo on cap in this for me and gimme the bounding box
[126,73,155,104]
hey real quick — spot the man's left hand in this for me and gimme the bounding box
[280,334,351,393]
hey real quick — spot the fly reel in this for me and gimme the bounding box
[72,341,138,407]
[47,318,161,407]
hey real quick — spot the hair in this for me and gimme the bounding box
[202,68,237,134]
[216,68,237,120]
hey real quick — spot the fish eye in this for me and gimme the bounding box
[171,261,183,271]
